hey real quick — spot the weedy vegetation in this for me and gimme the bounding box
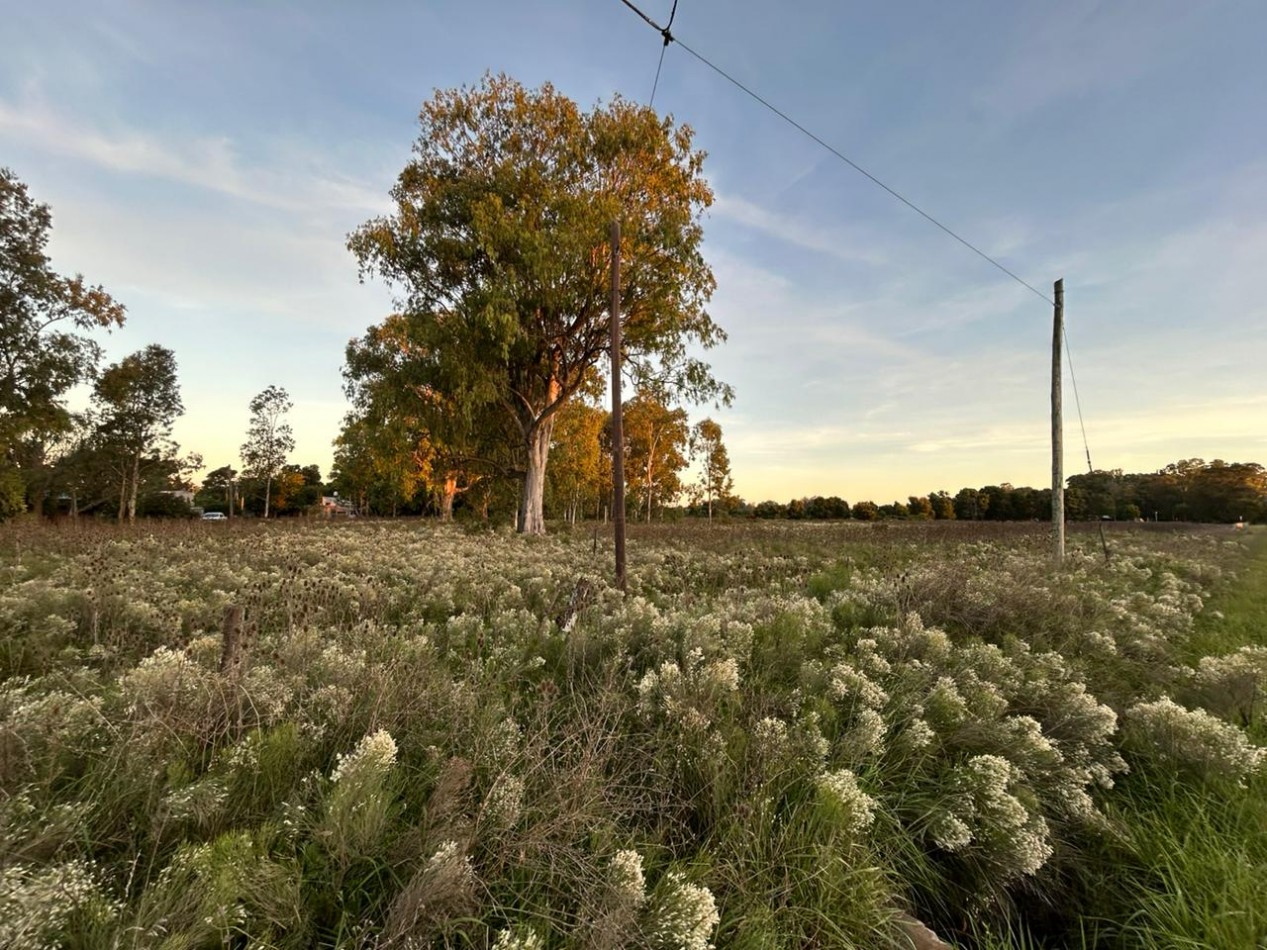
[1,519,1264,948]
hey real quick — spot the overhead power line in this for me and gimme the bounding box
[616,0,1052,307]
[615,0,1099,479]
[1062,327,1094,473]
[618,0,668,36]
[649,0,679,105]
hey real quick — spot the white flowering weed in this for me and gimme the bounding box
[0,518,1258,947]
[491,926,544,950]
[609,849,648,908]
[1124,696,1265,783]
[331,728,398,785]
[648,871,720,950]
[816,768,877,835]
[0,859,119,950]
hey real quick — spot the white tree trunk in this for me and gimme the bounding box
[440,474,457,521]
[644,456,654,523]
[519,417,555,535]
[128,453,140,522]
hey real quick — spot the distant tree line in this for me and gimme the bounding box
[745,459,1267,525]
[1065,460,1265,523]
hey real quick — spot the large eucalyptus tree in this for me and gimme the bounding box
[349,74,728,534]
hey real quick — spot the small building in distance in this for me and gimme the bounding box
[319,495,357,518]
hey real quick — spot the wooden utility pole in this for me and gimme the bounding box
[610,221,627,591]
[1051,278,1065,563]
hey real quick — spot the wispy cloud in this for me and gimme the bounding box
[711,192,888,266]
[0,96,387,214]
[803,317,924,363]
[46,190,386,330]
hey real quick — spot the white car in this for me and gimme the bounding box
[201,511,228,521]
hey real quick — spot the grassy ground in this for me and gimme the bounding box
[1077,529,1267,949]
[1187,528,1267,669]
[0,518,1264,948]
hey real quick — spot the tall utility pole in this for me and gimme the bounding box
[1051,278,1065,563]
[610,221,627,591]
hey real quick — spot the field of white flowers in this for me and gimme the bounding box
[2,519,1265,949]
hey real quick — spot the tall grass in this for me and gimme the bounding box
[0,518,1263,947]
[1069,532,1267,949]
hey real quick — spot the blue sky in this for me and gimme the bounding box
[3,0,1264,504]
